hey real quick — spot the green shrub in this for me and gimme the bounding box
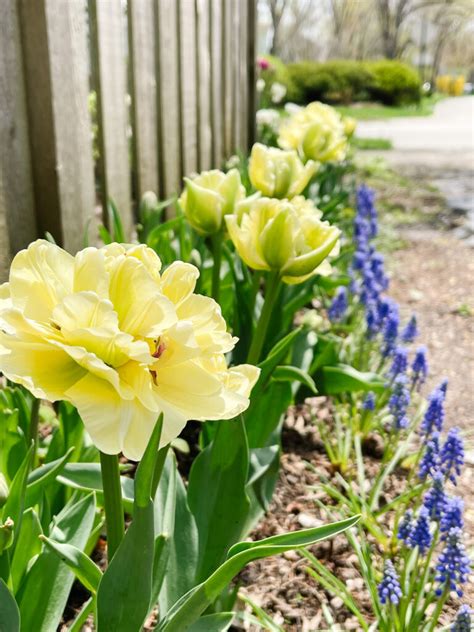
[286,59,421,106]
[258,54,301,106]
[368,60,421,105]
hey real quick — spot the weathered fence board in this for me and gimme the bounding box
[19,0,96,254]
[128,0,159,200]
[0,0,37,276]
[90,0,133,236]
[0,0,257,279]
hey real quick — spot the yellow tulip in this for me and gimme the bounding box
[0,241,260,460]
[225,197,340,284]
[179,168,246,236]
[248,143,318,199]
[342,116,357,139]
[278,101,349,163]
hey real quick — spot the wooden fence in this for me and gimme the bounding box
[0,0,257,280]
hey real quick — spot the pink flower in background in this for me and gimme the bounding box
[257,57,270,71]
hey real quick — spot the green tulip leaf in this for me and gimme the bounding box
[0,578,20,632]
[40,536,102,593]
[188,613,234,632]
[272,365,318,394]
[315,363,386,394]
[25,447,74,508]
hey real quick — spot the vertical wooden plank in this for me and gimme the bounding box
[178,0,198,176]
[196,0,212,171]
[19,0,95,253]
[232,0,241,154]
[156,0,181,196]
[209,0,223,167]
[239,0,249,151]
[128,0,159,200]
[247,0,257,149]
[90,0,133,235]
[222,0,233,158]
[0,0,37,279]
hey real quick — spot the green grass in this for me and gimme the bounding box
[336,95,442,121]
[352,137,393,150]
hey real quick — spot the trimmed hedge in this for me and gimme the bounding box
[285,59,421,106]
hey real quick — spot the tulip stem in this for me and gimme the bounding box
[247,271,281,365]
[28,398,41,469]
[100,452,125,562]
[210,234,222,303]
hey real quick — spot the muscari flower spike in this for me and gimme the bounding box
[328,286,348,323]
[382,308,399,357]
[420,384,446,436]
[422,470,447,521]
[408,507,432,553]
[412,345,429,389]
[418,431,440,479]
[440,427,464,484]
[377,559,402,605]
[441,497,464,537]
[397,509,414,546]
[389,346,408,379]
[435,527,471,597]
[451,604,473,632]
[362,391,376,411]
[401,314,418,343]
[388,375,410,430]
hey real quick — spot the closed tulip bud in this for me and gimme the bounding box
[0,474,8,508]
[343,116,357,138]
[278,101,349,164]
[225,197,340,284]
[248,143,317,199]
[179,169,247,236]
[0,517,14,553]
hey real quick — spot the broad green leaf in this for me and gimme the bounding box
[147,216,185,250]
[157,455,198,616]
[187,418,250,582]
[244,445,280,535]
[2,445,33,547]
[244,381,292,449]
[97,419,163,632]
[25,447,74,508]
[272,365,318,394]
[57,463,134,513]
[315,364,386,395]
[11,508,42,592]
[17,493,96,632]
[107,199,125,242]
[157,515,360,631]
[40,536,102,593]
[0,578,20,632]
[254,328,302,395]
[188,613,234,632]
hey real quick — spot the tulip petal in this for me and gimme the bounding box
[160,261,200,306]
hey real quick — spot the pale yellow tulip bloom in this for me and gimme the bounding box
[0,241,260,460]
[248,143,318,199]
[225,197,340,284]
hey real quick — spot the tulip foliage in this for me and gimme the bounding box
[0,101,396,632]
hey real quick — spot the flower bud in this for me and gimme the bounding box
[0,517,14,553]
[179,169,246,236]
[225,196,340,284]
[248,143,317,199]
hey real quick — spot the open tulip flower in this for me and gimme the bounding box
[225,196,340,284]
[179,168,248,236]
[278,101,349,164]
[0,240,259,460]
[248,143,318,199]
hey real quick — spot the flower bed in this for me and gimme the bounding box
[0,101,471,632]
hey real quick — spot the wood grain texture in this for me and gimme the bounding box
[156,0,181,196]
[196,0,212,171]
[0,0,37,280]
[222,0,233,158]
[19,0,95,253]
[209,0,224,167]
[178,0,198,177]
[128,0,159,199]
[246,0,257,149]
[90,0,133,236]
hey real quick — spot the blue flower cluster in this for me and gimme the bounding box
[435,527,471,597]
[328,286,348,322]
[411,345,428,388]
[422,471,447,520]
[420,384,446,435]
[440,427,464,484]
[388,345,408,379]
[441,497,464,536]
[401,314,418,343]
[451,604,473,632]
[418,431,440,479]
[388,375,410,430]
[377,559,402,605]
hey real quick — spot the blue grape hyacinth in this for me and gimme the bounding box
[451,604,473,632]
[423,471,447,521]
[440,427,464,484]
[435,527,471,597]
[328,286,348,323]
[411,345,429,389]
[389,346,408,379]
[401,314,418,343]
[409,507,432,553]
[420,385,446,435]
[441,497,464,537]
[362,391,376,411]
[397,509,414,546]
[388,375,410,430]
[418,431,440,479]
[377,560,402,605]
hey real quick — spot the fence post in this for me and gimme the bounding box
[18,0,96,254]
[0,0,37,281]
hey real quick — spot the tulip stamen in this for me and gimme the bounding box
[152,340,166,359]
